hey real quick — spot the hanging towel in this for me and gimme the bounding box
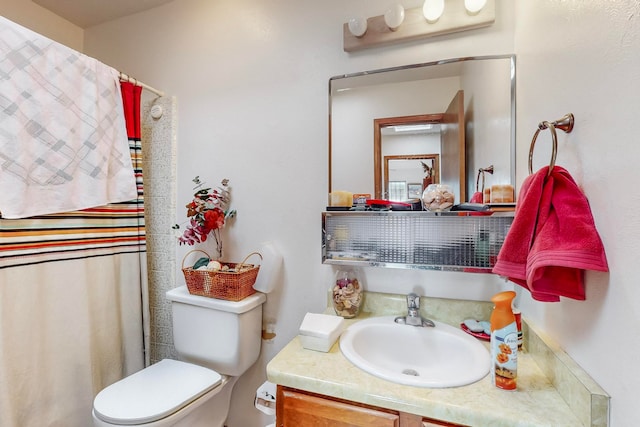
[0,16,137,218]
[492,166,608,302]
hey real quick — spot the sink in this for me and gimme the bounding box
[339,316,490,388]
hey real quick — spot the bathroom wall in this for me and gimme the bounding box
[513,2,639,425]
[1,0,83,50]
[7,0,639,425]
[81,2,517,425]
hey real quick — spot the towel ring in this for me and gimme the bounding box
[475,165,494,192]
[528,113,575,176]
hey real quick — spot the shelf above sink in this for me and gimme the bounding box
[322,210,514,272]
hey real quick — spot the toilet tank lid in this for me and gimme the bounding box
[166,285,266,313]
[93,359,222,425]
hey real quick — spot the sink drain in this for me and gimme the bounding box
[402,368,419,376]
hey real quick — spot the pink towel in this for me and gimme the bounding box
[492,166,608,302]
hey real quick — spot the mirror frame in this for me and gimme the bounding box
[329,54,516,203]
[374,114,444,200]
[383,154,440,200]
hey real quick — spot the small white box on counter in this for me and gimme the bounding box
[298,313,345,352]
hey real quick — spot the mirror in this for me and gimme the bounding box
[384,153,439,201]
[374,114,443,201]
[329,54,515,205]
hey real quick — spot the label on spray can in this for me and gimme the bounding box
[490,321,518,390]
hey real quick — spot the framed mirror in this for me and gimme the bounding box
[329,54,515,205]
[383,153,440,201]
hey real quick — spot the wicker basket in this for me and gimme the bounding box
[182,250,261,301]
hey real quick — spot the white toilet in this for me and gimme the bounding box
[92,285,267,427]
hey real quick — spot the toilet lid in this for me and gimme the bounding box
[93,359,222,425]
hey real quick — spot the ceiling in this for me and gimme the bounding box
[32,0,174,28]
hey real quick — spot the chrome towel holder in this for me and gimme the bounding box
[528,113,575,176]
[475,165,494,193]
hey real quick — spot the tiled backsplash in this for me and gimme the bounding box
[524,320,609,427]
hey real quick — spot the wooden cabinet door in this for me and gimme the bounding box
[276,386,400,427]
[400,412,467,427]
[422,420,467,427]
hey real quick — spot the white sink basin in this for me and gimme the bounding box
[339,316,490,388]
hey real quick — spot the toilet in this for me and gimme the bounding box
[92,285,267,427]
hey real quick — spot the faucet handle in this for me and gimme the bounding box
[407,293,420,310]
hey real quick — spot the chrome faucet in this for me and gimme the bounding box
[394,293,435,327]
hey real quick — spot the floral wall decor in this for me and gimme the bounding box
[173,176,236,257]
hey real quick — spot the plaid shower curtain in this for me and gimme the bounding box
[0,82,147,427]
[0,82,145,269]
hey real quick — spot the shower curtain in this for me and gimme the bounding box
[0,81,147,426]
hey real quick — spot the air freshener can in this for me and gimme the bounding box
[490,290,518,390]
[490,320,518,390]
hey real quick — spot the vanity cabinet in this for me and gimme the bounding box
[276,386,466,427]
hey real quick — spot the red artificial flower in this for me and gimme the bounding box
[202,208,225,233]
[176,178,235,248]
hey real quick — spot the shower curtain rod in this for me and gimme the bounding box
[119,72,165,97]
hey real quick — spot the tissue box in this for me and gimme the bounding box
[329,191,353,207]
[298,313,345,352]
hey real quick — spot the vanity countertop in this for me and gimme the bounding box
[266,293,601,427]
[267,335,580,426]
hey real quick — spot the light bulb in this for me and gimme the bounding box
[464,0,487,15]
[422,0,444,24]
[348,16,368,38]
[384,3,405,31]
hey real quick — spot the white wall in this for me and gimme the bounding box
[13,0,640,425]
[514,2,640,426]
[0,0,83,51]
[81,2,516,425]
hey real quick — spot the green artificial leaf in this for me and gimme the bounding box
[193,257,210,269]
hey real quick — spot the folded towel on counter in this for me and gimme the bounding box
[0,16,136,218]
[492,166,608,302]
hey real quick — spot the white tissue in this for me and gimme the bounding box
[299,313,345,352]
[252,242,283,294]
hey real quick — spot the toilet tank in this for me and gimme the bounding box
[166,286,266,376]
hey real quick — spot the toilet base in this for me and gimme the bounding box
[93,375,238,427]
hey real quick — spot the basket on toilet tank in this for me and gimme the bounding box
[181,250,261,301]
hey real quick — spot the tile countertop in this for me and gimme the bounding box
[266,292,609,427]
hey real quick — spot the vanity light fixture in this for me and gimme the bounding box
[347,16,368,38]
[391,124,433,133]
[384,3,405,31]
[464,0,487,15]
[422,0,444,24]
[343,0,495,52]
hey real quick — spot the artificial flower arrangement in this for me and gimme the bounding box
[173,176,236,257]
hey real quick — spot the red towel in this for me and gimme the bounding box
[492,166,608,302]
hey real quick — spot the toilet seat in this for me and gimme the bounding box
[93,359,222,425]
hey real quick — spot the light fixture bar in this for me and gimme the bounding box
[391,124,434,132]
[343,0,495,52]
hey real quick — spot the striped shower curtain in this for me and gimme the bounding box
[0,82,147,427]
